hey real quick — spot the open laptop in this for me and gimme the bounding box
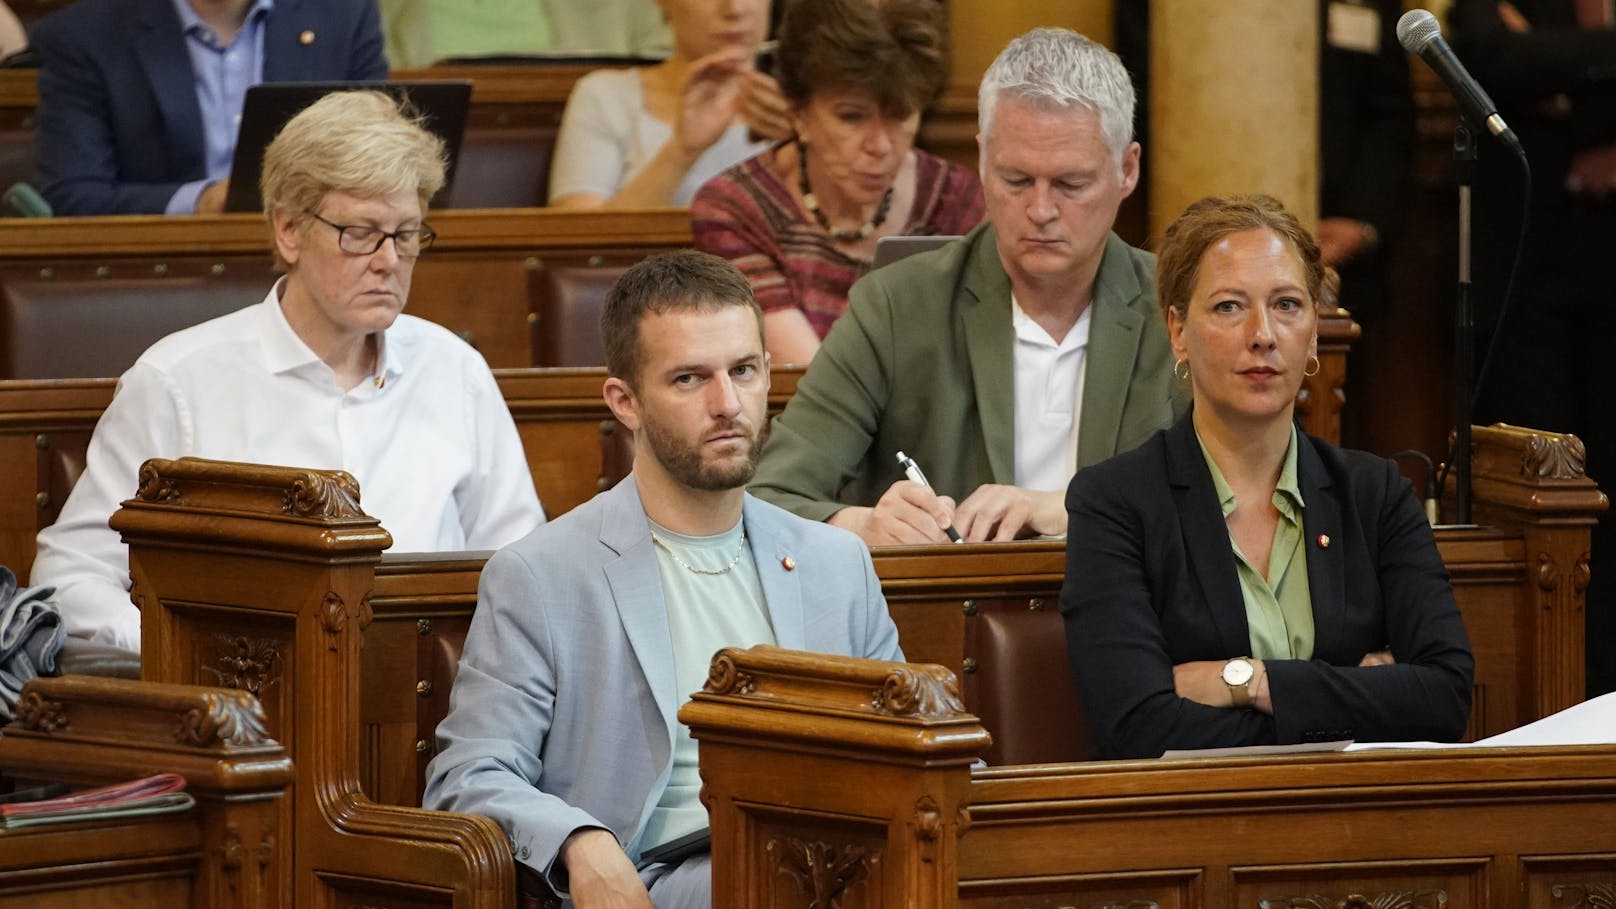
[871,235,962,270]
[223,81,472,213]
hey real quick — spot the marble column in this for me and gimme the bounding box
[1149,0,1319,233]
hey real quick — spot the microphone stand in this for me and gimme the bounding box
[1451,121,1477,525]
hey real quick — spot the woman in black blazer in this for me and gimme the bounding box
[1062,195,1473,759]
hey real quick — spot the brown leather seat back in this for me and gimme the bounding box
[444,125,558,209]
[416,620,470,803]
[0,274,269,378]
[528,261,633,367]
[35,428,90,531]
[963,597,1092,765]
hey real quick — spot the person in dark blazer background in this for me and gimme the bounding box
[1062,194,1473,760]
[31,0,388,216]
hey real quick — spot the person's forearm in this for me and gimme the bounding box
[600,139,703,209]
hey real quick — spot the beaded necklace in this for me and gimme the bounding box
[797,141,893,242]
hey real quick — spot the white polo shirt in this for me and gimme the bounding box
[1011,296,1091,492]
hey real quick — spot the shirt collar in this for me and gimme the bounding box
[1009,293,1092,352]
[171,0,274,41]
[260,278,409,384]
[1197,423,1305,519]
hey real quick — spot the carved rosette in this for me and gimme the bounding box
[201,635,283,697]
[13,690,69,733]
[1258,890,1448,909]
[177,688,272,748]
[768,836,879,908]
[135,461,184,504]
[873,664,965,717]
[1576,553,1593,593]
[358,593,374,632]
[1551,883,1616,908]
[283,470,363,519]
[1521,433,1586,480]
[703,652,757,696]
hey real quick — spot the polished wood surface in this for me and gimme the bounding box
[0,675,293,909]
[113,458,514,908]
[685,643,1616,909]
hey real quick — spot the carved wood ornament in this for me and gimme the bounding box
[872,664,965,717]
[1521,433,1586,480]
[176,688,272,747]
[704,652,757,696]
[769,835,880,908]
[201,634,283,697]
[283,470,363,518]
[13,689,68,732]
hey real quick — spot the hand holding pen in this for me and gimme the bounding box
[896,451,964,543]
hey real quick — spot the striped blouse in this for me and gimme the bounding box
[691,148,985,340]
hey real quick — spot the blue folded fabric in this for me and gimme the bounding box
[0,565,64,722]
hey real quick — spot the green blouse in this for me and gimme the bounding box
[1197,426,1315,661]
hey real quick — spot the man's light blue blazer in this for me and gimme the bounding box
[423,474,903,890]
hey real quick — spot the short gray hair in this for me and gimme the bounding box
[977,27,1136,168]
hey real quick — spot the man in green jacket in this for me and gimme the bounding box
[750,27,1185,545]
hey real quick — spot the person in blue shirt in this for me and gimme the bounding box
[31,0,387,216]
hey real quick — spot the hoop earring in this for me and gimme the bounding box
[1303,355,1320,377]
[1174,359,1190,381]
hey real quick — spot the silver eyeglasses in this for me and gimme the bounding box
[307,211,436,257]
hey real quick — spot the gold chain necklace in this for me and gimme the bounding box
[651,531,747,576]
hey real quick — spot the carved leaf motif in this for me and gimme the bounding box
[135,462,183,504]
[13,691,68,733]
[1259,890,1448,909]
[1552,883,1616,909]
[914,795,942,841]
[703,653,756,696]
[200,635,282,697]
[178,689,271,748]
[358,593,374,632]
[321,590,347,639]
[283,470,363,518]
[768,836,878,908]
[874,664,965,717]
[1538,553,1561,592]
[1522,434,1586,480]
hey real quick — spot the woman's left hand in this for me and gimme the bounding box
[740,70,794,142]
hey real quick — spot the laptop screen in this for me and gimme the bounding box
[223,80,472,213]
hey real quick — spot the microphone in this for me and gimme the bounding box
[1396,9,1524,156]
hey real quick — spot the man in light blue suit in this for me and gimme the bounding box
[424,250,902,909]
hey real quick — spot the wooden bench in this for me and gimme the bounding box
[99,446,1608,908]
[685,644,1616,909]
[0,674,292,909]
[102,422,1605,813]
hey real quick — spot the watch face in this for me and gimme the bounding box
[1222,659,1254,686]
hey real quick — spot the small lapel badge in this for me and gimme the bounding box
[781,556,796,571]
[1317,534,1331,549]
[299,30,316,46]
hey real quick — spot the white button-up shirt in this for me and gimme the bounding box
[32,288,546,650]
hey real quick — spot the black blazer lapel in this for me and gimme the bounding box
[1165,418,1251,658]
[263,0,311,81]
[1298,434,1347,654]
[134,0,206,178]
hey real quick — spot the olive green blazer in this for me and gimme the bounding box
[751,222,1186,521]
